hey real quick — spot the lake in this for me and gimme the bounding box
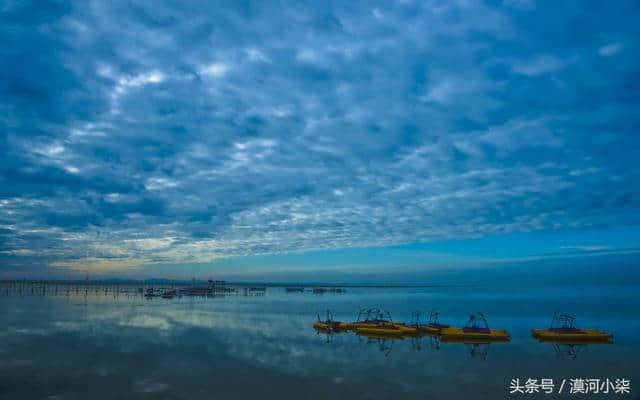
[0,283,638,399]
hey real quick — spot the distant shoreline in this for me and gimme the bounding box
[0,279,472,289]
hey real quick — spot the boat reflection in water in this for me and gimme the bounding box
[357,333,401,357]
[314,322,506,359]
[1,282,635,400]
[409,333,441,352]
[552,342,586,360]
[313,308,512,359]
[535,340,613,360]
[440,336,508,360]
[529,313,614,360]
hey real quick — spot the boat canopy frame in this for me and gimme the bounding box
[317,309,335,324]
[428,310,442,325]
[549,312,579,331]
[465,312,490,330]
[410,310,422,326]
[356,307,393,324]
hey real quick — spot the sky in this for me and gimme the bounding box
[1,0,639,281]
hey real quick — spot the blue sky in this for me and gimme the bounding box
[1,0,639,280]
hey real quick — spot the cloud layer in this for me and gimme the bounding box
[1,0,639,274]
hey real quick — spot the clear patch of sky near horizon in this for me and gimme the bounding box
[10,225,639,285]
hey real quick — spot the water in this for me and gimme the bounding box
[1,284,638,399]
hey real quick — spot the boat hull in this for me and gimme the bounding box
[440,327,510,341]
[416,323,450,334]
[531,329,612,342]
[342,321,405,331]
[356,326,406,337]
[313,321,345,332]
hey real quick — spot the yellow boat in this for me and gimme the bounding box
[532,313,613,342]
[440,312,510,341]
[312,309,345,332]
[342,320,406,330]
[532,329,612,342]
[394,323,420,334]
[313,321,330,331]
[440,327,510,341]
[419,324,450,334]
[414,310,450,334]
[313,321,343,332]
[357,330,406,341]
[356,324,407,337]
[342,308,404,331]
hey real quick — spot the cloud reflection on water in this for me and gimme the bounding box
[0,287,637,399]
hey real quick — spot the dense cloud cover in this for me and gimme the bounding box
[1,0,639,274]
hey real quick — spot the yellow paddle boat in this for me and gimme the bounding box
[417,310,451,334]
[313,321,333,332]
[357,331,405,341]
[440,327,510,341]
[532,313,613,342]
[393,323,420,335]
[342,308,404,331]
[349,308,419,336]
[312,309,345,332]
[440,312,510,341]
[398,310,449,335]
[356,323,407,337]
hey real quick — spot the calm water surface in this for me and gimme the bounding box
[1,284,638,399]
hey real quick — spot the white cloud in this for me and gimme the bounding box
[2,0,639,276]
[478,117,562,152]
[559,245,610,252]
[117,71,165,88]
[125,237,176,251]
[245,48,268,62]
[569,167,599,177]
[296,49,320,63]
[52,257,151,272]
[0,249,35,256]
[510,54,576,76]
[199,62,229,77]
[598,43,623,57]
[145,177,179,191]
[34,143,65,157]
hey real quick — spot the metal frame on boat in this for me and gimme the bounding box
[313,309,345,332]
[440,312,510,341]
[531,312,613,342]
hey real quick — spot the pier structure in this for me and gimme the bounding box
[0,280,347,299]
[0,279,238,300]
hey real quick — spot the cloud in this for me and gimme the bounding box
[199,63,229,77]
[245,48,268,62]
[559,245,610,252]
[52,257,151,272]
[117,71,165,88]
[598,43,623,57]
[1,0,639,275]
[509,54,577,76]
